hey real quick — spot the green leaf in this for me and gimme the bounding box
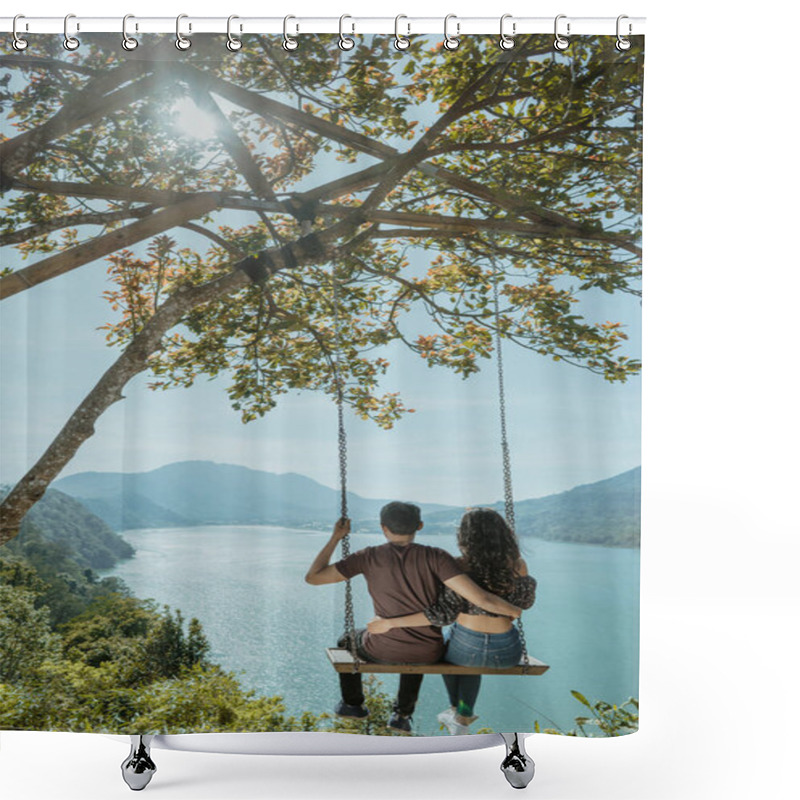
[571,690,592,708]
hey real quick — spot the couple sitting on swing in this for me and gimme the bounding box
[305,501,536,735]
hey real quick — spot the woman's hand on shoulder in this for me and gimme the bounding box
[515,557,528,577]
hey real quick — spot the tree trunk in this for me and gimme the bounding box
[0,269,246,545]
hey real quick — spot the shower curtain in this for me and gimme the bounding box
[1,30,643,742]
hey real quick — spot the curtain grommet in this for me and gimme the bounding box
[554,14,570,51]
[226,15,243,51]
[175,14,191,51]
[283,15,299,51]
[63,13,80,51]
[338,15,355,51]
[394,15,410,51]
[499,14,515,50]
[616,15,632,51]
[443,14,460,51]
[12,14,28,51]
[121,14,138,51]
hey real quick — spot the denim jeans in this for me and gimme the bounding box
[442,623,522,718]
[337,630,424,717]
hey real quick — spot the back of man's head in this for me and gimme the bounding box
[380,502,422,537]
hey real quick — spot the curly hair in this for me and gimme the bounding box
[456,507,521,595]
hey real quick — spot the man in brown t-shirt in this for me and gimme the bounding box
[306,501,522,733]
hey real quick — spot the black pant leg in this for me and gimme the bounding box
[338,671,365,707]
[395,674,424,716]
[337,630,367,707]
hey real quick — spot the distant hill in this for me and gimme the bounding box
[53,461,457,532]
[51,461,641,547]
[1,486,135,569]
[425,467,641,547]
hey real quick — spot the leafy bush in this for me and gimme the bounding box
[534,690,639,736]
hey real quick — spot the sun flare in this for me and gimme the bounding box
[170,97,219,141]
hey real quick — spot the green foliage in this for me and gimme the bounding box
[141,607,210,680]
[0,658,131,731]
[0,486,135,570]
[0,585,60,683]
[533,691,639,737]
[60,594,156,668]
[124,664,293,734]
[0,546,401,735]
[2,33,642,437]
[1,530,132,629]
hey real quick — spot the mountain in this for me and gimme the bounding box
[425,467,641,547]
[51,461,641,547]
[1,485,135,569]
[53,461,457,531]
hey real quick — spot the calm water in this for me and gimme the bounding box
[101,526,639,736]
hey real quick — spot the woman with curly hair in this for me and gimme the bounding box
[367,507,536,734]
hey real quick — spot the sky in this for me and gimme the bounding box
[0,39,641,507]
[0,252,640,506]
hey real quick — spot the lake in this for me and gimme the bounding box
[101,525,639,737]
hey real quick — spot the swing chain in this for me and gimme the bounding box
[340,523,359,673]
[493,270,529,673]
[332,262,359,672]
[493,276,516,534]
[517,615,530,673]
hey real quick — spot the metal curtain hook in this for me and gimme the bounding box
[499,13,515,50]
[616,14,632,51]
[394,14,410,51]
[339,15,355,50]
[554,14,570,51]
[12,14,28,51]
[63,13,80,51]
[175,13,191,50]
[443,14,460,51]
[283,15,298,51]
[122,15,138,51]
[227,15,242,51]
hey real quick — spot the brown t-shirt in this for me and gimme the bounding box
[335,541,463,663]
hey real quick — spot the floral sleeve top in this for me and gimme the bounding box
[423,575,537,627]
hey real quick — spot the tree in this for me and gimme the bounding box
[60,593,156,668]
[0,584,60,682]
[0,33,643,543]
[142,607,209,680]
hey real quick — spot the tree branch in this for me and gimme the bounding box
[356,209,587,239]
[171,63,396,162]
[0,54,97,76]
[6,178,286,214]
[189,88,279,202]
[0,192,222,300]
[0,207,152,246]
[0,65,156,179]
[180,221,247,258]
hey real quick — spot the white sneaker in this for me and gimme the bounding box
[437,707,471,735]
[437,707,455,729]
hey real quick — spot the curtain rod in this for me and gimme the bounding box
[0,16,646,36]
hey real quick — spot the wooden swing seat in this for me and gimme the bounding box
[326,648,549,676]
